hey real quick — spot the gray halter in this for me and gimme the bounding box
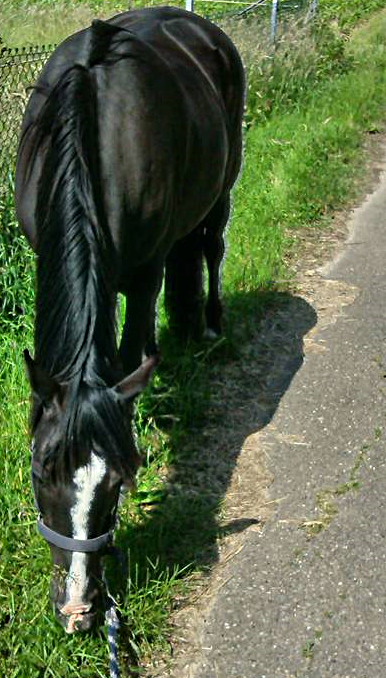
[37,518,113,552]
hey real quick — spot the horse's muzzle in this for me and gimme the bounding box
[55,604,99,633]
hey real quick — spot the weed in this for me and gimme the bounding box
[302,629,322,660]
[302,639,315,659]
[300,447,367,538]
[231,16,350,129]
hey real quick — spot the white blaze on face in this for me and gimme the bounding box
[61,453,106,626]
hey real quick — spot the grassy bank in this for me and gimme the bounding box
[0,0,249,45]
[5,0,372,47]
[1,5,386,677]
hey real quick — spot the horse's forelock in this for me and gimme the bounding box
[35,381,136,484]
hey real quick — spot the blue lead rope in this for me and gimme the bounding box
[103,544,128,678]
[105,594,121,678]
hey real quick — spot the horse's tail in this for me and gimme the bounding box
[34,23,122,382]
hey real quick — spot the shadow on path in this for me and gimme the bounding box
[112,290,317,656]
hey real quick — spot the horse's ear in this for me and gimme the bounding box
[114,355,159,401]
[24,349,60,405]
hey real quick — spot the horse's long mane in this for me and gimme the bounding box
[29,24,140,479]
[34,64,116,384]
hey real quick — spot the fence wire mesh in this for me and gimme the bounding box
[0,44,55,191]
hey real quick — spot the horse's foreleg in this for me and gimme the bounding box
[165,228,204,341]
[119,263,162,374]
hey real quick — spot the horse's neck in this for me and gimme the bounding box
[35,256,117,383]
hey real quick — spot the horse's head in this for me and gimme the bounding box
[25,351,157,633]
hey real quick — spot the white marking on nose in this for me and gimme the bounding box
[62,453,106,613]
[60,601,92,620]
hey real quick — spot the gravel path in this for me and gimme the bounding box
[166,144,386,678]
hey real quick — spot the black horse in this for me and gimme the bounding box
[15,6,244,633]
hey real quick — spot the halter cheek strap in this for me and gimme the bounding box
[37,518,112,553]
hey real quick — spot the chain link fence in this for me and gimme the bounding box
[0,44,56,194]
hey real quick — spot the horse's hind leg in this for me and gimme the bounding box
[202,194,230,337]
[165,227,204,341]
[165,194,230,341]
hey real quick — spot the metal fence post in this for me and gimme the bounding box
[271,0,279,45]
[307,0,319,21]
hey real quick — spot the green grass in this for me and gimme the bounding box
[2,0,385,48]
[2,4,386,676]
[319,0,386,31]
[224,8,386,293]
[0,174,34,334]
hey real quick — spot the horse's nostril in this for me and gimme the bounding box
[63,610,96,634]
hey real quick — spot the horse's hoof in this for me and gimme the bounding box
[204,327,221,340]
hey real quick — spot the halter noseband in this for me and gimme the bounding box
[37,518,113,553]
